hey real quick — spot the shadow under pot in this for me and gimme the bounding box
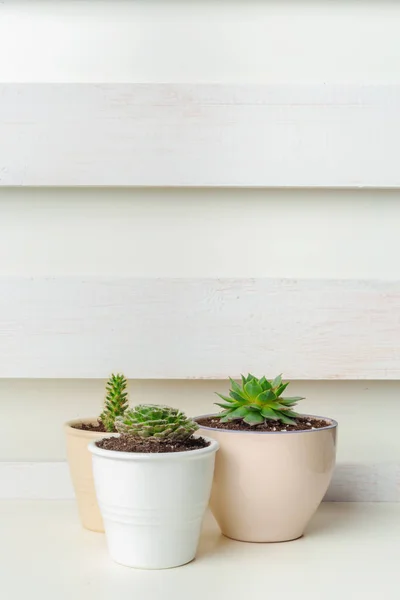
[195,414,337,543]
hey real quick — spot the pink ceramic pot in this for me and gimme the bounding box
[196,414,337,543]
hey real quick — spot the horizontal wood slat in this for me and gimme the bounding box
[2,462,399,502]
[0,84,399,187]
[0,277,399,379]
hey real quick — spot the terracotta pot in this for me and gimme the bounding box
[64,418,116,532]
[196,414,337,543]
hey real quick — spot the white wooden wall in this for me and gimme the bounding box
[1,84,399,187]
[1,1,400,84]
[1,277,399,380]
[1,0,400,502]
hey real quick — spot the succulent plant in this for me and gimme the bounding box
[100,373,129,432]
[115,404,198,442]
[215,374,304,426]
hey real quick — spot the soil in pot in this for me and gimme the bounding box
[196,416,329,432]
[71,420,109,432]
[96,435,210,453]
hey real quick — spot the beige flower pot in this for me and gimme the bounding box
[64,418,113,532]
[197,414,337,543]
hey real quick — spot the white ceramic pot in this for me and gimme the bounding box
[89,436,219,569]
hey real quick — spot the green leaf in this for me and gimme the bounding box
[278,414,297,425]
[215,402,235,410]
[229,391,248,404]
[281,396,304,405]
[244,380,263,399]
[272,374,282,388]
[269,402,289,411]
[215,393,234,404]
[260,407,279,420]
[282,410,300,418]
[229,378,242,394]
[229,406,248,419]
[276,382,290,396]
[100,372,129,432]
[241,373,258,387]
[217,409,234,420]
[257,389,276,403]
[247,404,263,411]
[259,377,272,390]
[243,412,264,425]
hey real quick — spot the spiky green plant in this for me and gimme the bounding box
[115,404,198,442]
[215,374,304,426]
[99,373,129,432]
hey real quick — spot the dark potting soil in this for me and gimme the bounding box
[72,421,109,433]
[196,416,330,432]
[96,434,210,453]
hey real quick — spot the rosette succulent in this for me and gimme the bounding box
[99,373,129,432]
[215,374,304,426]
[115,404,199,442]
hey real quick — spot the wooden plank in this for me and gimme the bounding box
[0,277,399,379]
[1,461,399,502]
[0,84,400,187]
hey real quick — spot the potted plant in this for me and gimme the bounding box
[89,404,219,569]
[195,374,337,543]
[64,373,129,532]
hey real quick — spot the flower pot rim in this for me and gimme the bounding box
[195,413,338,434]
[88,435,219,461]
[64,417,112,439]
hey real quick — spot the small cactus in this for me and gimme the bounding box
[115,404,198,442]
[100,373,129,432]
[215,374,304,426]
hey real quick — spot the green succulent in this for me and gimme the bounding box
[215,374,304,426]
[99,373,129,432]
[115,404,199,442]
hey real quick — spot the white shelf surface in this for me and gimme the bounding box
[0,501,398,599]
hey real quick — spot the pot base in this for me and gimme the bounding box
[111,555,195,570]
[222,532,304,544]
[104,519,201,570]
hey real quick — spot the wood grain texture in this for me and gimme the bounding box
[0,277,399,379]
[0,84,400,187]
[2,462,399,502]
